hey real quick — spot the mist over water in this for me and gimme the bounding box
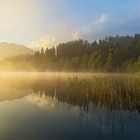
[0,0,140,139]
[0,72,140,140]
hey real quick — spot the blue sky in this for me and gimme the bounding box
[0,0,140,47]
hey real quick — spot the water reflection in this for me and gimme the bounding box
[29,76,140,113]
[27,94,58,108]
[0,73,140,140]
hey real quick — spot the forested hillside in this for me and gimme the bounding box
[1,34,140,72]
[0,42,33,59]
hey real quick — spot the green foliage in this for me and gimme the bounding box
[1,34,140,72]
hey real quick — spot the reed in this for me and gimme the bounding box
[7,73,140,112]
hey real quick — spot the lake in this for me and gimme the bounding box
[0,72,140,140]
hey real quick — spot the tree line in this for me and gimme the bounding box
[1,34,140,72]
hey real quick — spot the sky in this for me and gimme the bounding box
[0,0,140,48]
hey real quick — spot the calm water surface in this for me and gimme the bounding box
[0,72,140,140]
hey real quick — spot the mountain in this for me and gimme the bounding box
[0,42,33,59]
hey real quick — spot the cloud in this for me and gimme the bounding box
[71,31,81,40]
[29,6,140,48]
[28,35,59,50]
[72,14,109,40]
[29,14,110,48]
[26,94,57,109]
[71,8,140,41]
[98,14,108,24]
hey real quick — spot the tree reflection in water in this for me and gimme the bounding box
[18,75,139,137]
[8,74,140,138]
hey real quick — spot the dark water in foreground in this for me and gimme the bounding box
[0,73,140,140]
